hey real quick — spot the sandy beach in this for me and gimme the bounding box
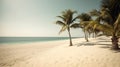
[0,36,120,67]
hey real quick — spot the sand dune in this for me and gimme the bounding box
[0,36,120,67]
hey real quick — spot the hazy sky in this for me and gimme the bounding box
[0,0,101,37]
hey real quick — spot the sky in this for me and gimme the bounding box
[0,0,101,37]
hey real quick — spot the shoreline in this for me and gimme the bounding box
[0,37,80,45]
[0,37,120,67]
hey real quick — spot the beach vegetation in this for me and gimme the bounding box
[55,9,79,46]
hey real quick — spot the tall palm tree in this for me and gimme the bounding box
[55,9,79,46]
[88,0,120,50]
[100,0,120,49]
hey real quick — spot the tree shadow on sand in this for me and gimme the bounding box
[74,39,120,53]
[75,42,96,47]
[112,49,120,53]
[97,41,111,42]
[97,43,111,45]
[110,46,120,53]
[97,43,120,53]
[75,42,120,52]
[99,44,111,48]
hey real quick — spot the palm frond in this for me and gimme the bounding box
[70,23,81,28]
[56,9,79,36]
[84,21,97,31]
[55,21,66,26]
[101,0,120,24]
[59,25,67,34]
[57,16,65,21]
[114,14,120,30]
[71,15,79,22]
[79,13,92,21]
[89,9,100,16]
[83,20,113,36]
[114,14,120,36]
[60,9,78,25]
[95,23,113,35]
[80,21,90,27]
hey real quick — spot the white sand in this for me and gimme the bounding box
[0,36,120,67]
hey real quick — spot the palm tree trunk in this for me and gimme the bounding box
[92,32,94,38]
[67,27,73,46]
[88,32,91,38]
[84,30,89,42]
[111,34,119,50]
[95,32,97,38]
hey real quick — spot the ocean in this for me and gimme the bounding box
[0,37,79,44]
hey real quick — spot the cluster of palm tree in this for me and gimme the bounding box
[55,0,120,50]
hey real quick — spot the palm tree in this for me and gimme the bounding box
[87,14,120,40]
[100,0,120,49]
[71,13,93,42]
[55,9,79,46]
[88,0,120,50]
[79,13,92,41]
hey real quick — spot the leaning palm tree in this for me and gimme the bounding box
[88,0,120,49]
[87,14,120,39]
[71,13,92,42]
[55,9,79,46]
[88,4,120,49]
[79,13,92,41]
[100,0,120,49]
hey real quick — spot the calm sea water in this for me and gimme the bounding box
[0,37,78,44]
